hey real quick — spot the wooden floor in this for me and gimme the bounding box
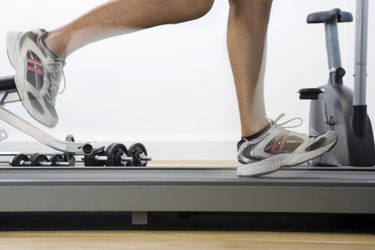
[0,231,374,250]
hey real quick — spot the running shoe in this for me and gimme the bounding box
[6,29,65,128]
[237,114,337,177]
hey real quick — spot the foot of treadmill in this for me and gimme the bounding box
[132,211,148,225]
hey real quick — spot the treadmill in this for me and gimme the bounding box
[0,1,374,225]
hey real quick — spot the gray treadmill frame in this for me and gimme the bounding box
[0,167,374,225]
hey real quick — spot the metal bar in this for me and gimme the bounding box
[353,0,369,105]
[325,20,342,77]
[0,106,85,153]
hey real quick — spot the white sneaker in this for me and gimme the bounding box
[7,29,65,128]
[237,114,338,177]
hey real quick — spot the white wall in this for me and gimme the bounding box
[0,0,374,160]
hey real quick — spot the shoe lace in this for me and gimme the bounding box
[37,31,67,97]
[268,113,303,129]
[44,60,66,100]
[59,70,67,94]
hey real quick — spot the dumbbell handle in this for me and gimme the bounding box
[17,159,71,167]
[94,155,151,164]
[53,161,71,167]
[95,155,133,162]
[139,156,152,161]
[17,160,51,167]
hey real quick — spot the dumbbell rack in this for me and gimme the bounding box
[0,76,151,167]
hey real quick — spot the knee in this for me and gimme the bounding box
[228,0,272,13]
[174,0,215,21]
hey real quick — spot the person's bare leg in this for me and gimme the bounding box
[44,0,215,58]
[227,0,273,137]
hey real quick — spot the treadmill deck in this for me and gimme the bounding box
[0,167,374,223]
[0,167,375,186]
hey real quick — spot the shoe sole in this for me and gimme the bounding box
[6,31,58,128]
[7,32,27,103]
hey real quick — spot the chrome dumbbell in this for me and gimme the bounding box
[83,143,151,167]
[12,153,72,167]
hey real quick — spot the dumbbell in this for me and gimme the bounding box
[12,153,72,167]
[83,143,133,166]
[83,143,151,167]
[128,143,152,167]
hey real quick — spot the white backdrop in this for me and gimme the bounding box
[0,0,374,160]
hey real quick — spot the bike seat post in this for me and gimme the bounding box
[307,9,353,85]
[325,19,343,85]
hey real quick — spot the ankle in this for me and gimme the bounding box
[242,123,271,141]
[44,31,67,59]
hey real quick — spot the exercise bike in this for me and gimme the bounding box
[299,0,375,167]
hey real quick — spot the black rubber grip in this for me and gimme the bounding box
[0,76,16,91]
[307,8,353,24]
